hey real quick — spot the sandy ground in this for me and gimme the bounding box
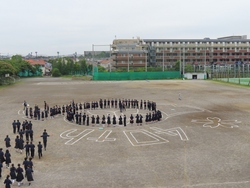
[0,77,250,188]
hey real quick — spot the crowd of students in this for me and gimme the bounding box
[1,116,50,187]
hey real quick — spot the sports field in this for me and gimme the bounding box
[0,78,250,188]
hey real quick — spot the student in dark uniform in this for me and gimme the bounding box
[130,114,134,126]
[4,150,11,168]
[16,163,24,187]
[23,157,28,172]
[18,137,24,154]
[14,136,20,153]
[9,164,16,184]
[27,158,33,170]
[107,114,111,127]
[4,175,12,188]
[82,113,86,125]
[25,129,30,142]
[4,135,11,149]
[30,142,35,158]
[101,115,106,127]
[96,115,100,126]
[91,115,95,127]
[139,114,143,126]
[25,165,34,186]
[16,120,21,132]
[119,115,123,126]
[37,142,43,159]
[123,115,126,127]
[136,114,139,126]
[41,129,49,151]
[78,113,82,125]
[30,129,34,142]
[86,115,89,126]
[12,120,16,134]
[112,115,116,127]
[24,142,30,157]
[25,107,29,118]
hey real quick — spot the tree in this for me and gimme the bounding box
[0,62,16,76]
[52,68,61,77]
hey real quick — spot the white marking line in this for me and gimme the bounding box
[192,117,241,129]
[123,129,168,146]
[87,130,116,142]
[185,180,249,187]
[60,129,94,145]
[151,127,189,141]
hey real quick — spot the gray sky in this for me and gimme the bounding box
[0,0,249,56]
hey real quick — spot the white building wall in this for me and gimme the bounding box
[184,73,206,80]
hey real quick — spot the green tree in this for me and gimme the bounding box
[52,68,61,77]
[0,62,16,76]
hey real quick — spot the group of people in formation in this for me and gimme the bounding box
[23,99,161,126]
[65,98,162,126]
[24,101,62,120]
[1,117,50,187]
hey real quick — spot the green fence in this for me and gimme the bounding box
[215,77,250,86]
[18,70,42,77]
[93,71,181,81]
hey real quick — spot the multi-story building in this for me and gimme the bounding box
[112,38,148,70]
[112,35,250,70]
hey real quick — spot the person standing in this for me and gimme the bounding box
[41,129,49,151]
[4,175,12,188]
[16,120,21,133]
[4,135,11,149]
[4,150,11,168]
[101,115,106,127]
[16,164,24,187]
[12,120,16,134]
[91,115,95,127]
[139,114,143,126]
[30,142,35,158]
[14,136,20,153]
[37,142,43,159]
[18,137,24,154]
[9,164,17,184]
[22,158,28,172]
[86,115,89,126]
[112,115,117,127]
[96,115,100,126]
[0,148,5,163]
[25,165,34,186]
[24,142,30,158]
[123,115,126,127]
[119,115,123,126]
[107,114,111,127]
[130,114,134,126]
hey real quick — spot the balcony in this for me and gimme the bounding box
[239,55,248,59]
[213,50,223,53]
[213,56,224,59]
[239,50,247,53]
[186,56,196,59]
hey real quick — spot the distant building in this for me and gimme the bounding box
[26,59,52,76]
[111,35,250,70]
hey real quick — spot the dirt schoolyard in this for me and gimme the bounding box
[0,77,250,188]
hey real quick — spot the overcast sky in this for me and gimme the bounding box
[0,0,249,56]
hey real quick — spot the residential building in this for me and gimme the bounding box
[112,35,250,70]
